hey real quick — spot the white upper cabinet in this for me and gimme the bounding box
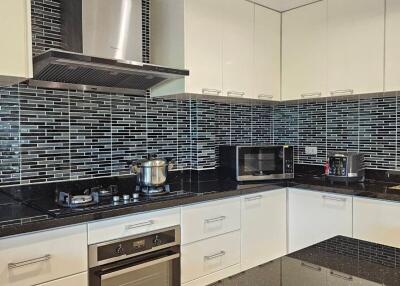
[282,0,327,101]
[254,5,281,101]
[0,0,33,86]
[222,0,254,99]
[327,0,384,96]
[385,0,400,92]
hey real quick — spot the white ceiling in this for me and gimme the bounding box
[252,0,319,12]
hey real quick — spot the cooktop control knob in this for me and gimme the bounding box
[132,193,140,199]
[153,235,162,246]
[113,196,120,202]
[116,244,124,255]
[123,194,130,201]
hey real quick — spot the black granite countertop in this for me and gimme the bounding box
[2,168,400,238]
[214,236,400,286]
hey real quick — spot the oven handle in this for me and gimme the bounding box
[100,253,180,280]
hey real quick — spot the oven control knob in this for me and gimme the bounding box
[116,244,124,255]
[153,235,162,246]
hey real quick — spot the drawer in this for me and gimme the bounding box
[37,272,88,286]
[88,207,180,244]
[181,197,240,244]
[0,224,87,286]
[181,231,240,283]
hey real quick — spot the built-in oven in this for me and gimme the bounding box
[220,145,294,181]
[88,226,180,286]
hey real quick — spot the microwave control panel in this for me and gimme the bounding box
[284,146,294,174]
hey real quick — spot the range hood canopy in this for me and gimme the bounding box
[29,0,189,95]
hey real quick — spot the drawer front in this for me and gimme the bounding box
[181,197,241,244]
[88,207,180,244]
[37,272,88,286]
[0,225,87,286]
[181,231,240,283]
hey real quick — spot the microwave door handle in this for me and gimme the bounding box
[258,149,262,173]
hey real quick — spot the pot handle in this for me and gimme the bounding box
[166,157,175,171]
[128,160,141,175]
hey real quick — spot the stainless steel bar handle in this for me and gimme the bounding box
[245,195,263,201]
[8,254,51,269]
[330,89,354,96]
[227,91,245,97]
[301,92,322,98]
[205,216,226,224]
[329,270,353,281]
[125,220,154,230]
[204,251,226,260]
[202,88,222,95]
[258,94,274,99]
[322,195,347,202]
[301,262,322,272]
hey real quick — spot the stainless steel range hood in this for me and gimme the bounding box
[29,0,189,95]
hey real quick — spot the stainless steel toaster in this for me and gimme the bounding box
[327,152,365,183]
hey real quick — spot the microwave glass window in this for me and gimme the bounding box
[239,147,284,176]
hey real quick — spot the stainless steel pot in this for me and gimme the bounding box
[131,155,174,187]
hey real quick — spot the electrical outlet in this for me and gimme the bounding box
[305,146,318,155]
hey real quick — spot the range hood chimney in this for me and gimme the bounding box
[29,0,189,95]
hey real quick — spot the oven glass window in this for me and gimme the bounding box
[238,147,284,176]
[101,260,174,286]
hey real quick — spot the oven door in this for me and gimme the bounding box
[89,249,180,286]
[238,146,284,180]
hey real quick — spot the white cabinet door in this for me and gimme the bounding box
[353,197,400,248]
[36,272,88,286]
[184,0,224,96]
[327,0,384,96]
[241,189,287,271]
[288,189,353,253]
[222,0,254,99]
[385,0,400,92]
[254,5,281,101]
[0,0,32,85]
[282,0,327,101]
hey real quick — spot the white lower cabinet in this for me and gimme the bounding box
[241,189,287,271]
[353,197,400,248]
[288,188,353,253]
[36,272,88,286]
[0,224,87,286]
[181,231,241,286]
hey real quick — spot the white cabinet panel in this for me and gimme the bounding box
[327,0,384,96]
[353,197,400,248]
[0,0,32,85]
[0,225,87,286]
[241,189,287,271]
[254,5,281,101]
[385,0,400,92]
[288,188,352,253]
[222,0,254,99]
[36,272,88,286]
[282,0,327,101]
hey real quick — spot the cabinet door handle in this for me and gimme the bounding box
[204,251,226,260]
[227,91,245,97]
[8,254,51,269]
[329,270,353,281]
[301,92,322,98]
[202,88,222,95]
[258,94,273,99]
[245,195,263,201]
[330,89,354,96]
[301,262,322,272]
[125,220,154,230]
[205,216,226,223]
[322,195,347,202]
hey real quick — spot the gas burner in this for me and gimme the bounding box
[87,185,118,197]
[58,191,99,208]
[136,185,171,196]
[71,195,93,204]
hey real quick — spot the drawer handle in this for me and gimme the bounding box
[205,216,226,224]
[202,88,222,95]
[204,251,226,260]
[330,89,354,96]
[322,195,347,202]
[301,92,322,98]
[125,220,154,230]
[330,270,353,281]
[245,195,263,201]
[227,91,245,97]
[301,262,321,272]
[258,94,273,99]
[8,254,51,269]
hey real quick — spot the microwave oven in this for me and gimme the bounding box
[219,145,294,181]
